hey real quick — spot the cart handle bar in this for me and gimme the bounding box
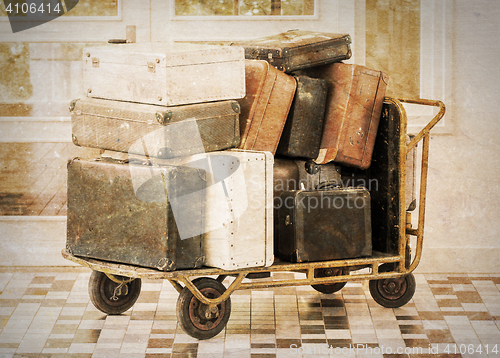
[389,97,445,274]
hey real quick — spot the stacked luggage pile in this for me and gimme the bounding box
[66,30,413,272]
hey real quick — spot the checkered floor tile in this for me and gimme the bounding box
[0,269,499,357]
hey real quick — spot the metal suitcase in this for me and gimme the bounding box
[301,62,389,169]
[276,76,328,159]
[70,97,241,159]
[231,30,352,73]
[237,60,296,154]
[276,188,372,263]
[83,43,245,106]
[66,157,206,271]
[163,149,274,270]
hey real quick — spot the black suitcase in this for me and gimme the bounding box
[66,157,206,271]
[274,158,341,193]
[276,76,328,159]
[276,188,372,263]
[365,102,401,255]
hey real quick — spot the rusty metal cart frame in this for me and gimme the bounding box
[62,97,445,339]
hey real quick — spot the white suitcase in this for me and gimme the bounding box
[138,149,274,270]
[83,43,246,106]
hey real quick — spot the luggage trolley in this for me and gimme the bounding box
[62,97,445,340]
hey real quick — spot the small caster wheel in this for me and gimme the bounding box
[312,267,348,294]
[369,263,416,308]
[88,271,141,315]
[177,277,231,340]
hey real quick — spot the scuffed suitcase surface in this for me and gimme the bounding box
[273,159,342,256]
[276,188,372,263]
[366,102,400,255]
[71,97,240,159]
[276,76,328,159]
[83,43,245,106]
[231,30,352,73]
[161,149,274,270]
[301,63,388,169]
[237,60,296,154]
[66,157,206,271]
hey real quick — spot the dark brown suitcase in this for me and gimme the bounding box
[70,97,240,159]
[237,60,296,154]
[273,158,342,255]
[364,103,418,258]
[276,188,372,263]
[231,30,352,73]
[365,102,401,255]
[301,62,388,169]
[66,157,206,271]
[276,76,328,159]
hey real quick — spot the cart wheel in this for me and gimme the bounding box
[312,267,348,294]
[369,264,416,308]
[88,271,141,315]
[177,277,231,340]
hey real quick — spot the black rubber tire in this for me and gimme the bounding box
[177,277,231,340]
[312,267,348,294]
[369,263,416,308]
[88,271,141,315]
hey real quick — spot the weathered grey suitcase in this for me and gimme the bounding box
[83,43,245,106]
[70,97,241,159]
[276,188,372,263]
[237,60,296,154]
[163,149,274,270]
[231,30,352,73]
[276,76,328,159]
[301,62,388,169]
[66,157,206,271]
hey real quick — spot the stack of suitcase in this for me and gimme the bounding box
[66,30,413,271]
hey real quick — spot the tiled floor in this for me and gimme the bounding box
[0,269,500,358]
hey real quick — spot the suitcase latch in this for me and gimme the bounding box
[92,58,99,68]
[147,62,156,73]
[156,111,172,125]
[285,215,292,226]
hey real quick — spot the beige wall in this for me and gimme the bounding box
[0,0,499,272]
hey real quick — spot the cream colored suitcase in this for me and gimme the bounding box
[147,149,274,270]
[83,43,245,106]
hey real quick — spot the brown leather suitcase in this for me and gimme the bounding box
[276,188,372,263]
[66,157,206,271]
[70,97,240,159]
[301,63,388,169]
[231,30,352,73]
[276,76,328,159]
[237,60,296,154]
